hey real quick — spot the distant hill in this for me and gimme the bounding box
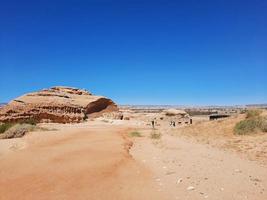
[0,103,7,108]
[246,104,267,108]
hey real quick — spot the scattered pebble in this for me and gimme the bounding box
[187,186,195,191]
[166,171,176,175]
[250,178,261,182]
[199,192,209,199]
[220,187,224,191]
[176,178,183,184]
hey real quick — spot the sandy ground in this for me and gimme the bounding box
[0,121,164,200]
[0,120,267,200]
[172,115,267,165]
[131,129,267,200]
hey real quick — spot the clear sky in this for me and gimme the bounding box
[0,0,266,105]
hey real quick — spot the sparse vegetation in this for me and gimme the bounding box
[0,123,36,139]
[0,118,38,136]
[246,109,262,119]
[129,131,142,137]
[234,109,267,135]
[0,118,38,134]
[150,131,161,139]
[0,123,14,134]
[234,118,261,135]
[0,118,41,139]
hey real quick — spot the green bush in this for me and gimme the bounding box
[0,123,14,134]
[129,131,142,137]
[234,117,267,135]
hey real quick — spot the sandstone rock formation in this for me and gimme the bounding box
[162,109,188,117]
[102,111,124,120]
[0,86,118,123]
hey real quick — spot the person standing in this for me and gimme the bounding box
[151,120,155,129]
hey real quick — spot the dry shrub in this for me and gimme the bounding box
[0,124,36,139]
[129,131,142,137]
[0,123,13,134]
[234,110,267,135]
[246,109,262,119]
[150,131,161,139]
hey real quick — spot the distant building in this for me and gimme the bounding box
[209,114,230,121]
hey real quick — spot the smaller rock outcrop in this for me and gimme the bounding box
[0,86,118,123]
[163,109,188,117]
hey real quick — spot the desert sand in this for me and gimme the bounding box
[0,119,267,200]
[0,121,164,200]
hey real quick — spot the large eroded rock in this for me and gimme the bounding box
[0,86,118,123]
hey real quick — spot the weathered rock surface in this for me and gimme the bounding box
[0,86,118,123]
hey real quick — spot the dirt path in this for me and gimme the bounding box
[131,131,267,200]
[0,122,164,200]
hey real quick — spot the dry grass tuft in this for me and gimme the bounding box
[129,131,142,137]
[0,123,36,139]
[234,109,267,135]
[246,109,262,119]
[150,131,161,139]
[0,123,13,134]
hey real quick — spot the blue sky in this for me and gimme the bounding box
[0,0,266,105]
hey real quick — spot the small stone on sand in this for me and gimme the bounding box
[176,178,183,184]
[187,186,195,191]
